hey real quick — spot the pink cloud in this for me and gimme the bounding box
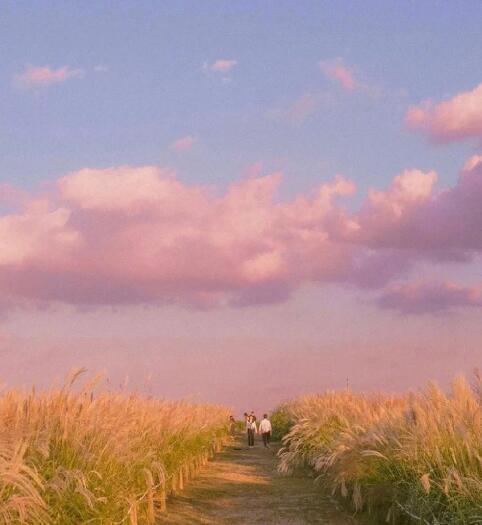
[0,207,80,266]
[266,93,323,124]
[379,281,482,314]
[0,166,357,310]
[346,249,413,289]
[463,154,482,172]
[319,58,356,90]
[208,59,238,72]
[15,65,84,88]
[58,166,205,217]
[169,135,196,152]
[287,93,318,123]
[1,155,481,314]
[0,183,28,208]
[406,83,482,142]
[347,156,482,260]
[278,93,320,124]
[243,161,264,178]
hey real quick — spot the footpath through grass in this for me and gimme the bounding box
[161,434,357,524]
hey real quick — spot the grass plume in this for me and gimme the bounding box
[0,371,229,524]
[276,375,482,524]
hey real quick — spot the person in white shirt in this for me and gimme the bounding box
[259,414,272,448]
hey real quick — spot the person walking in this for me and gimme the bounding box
[259,414,272,448]
[229,415,236,437]
[244,412,251,446]
[247,412,257,447]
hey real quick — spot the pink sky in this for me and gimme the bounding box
[1,147,482,411]
[3,296,482,414]
[1,5,482,413]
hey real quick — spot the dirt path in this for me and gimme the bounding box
[161,435,357,524]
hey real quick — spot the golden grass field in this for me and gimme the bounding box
[274,374,482,524]
[1,370,481,524]
[0,370,229,524]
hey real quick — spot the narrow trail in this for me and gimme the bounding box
[161,435,357,524]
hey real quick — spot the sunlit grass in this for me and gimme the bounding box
[276,374,482,524]
[0,370,230,524]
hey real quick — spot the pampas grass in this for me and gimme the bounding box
[0,370,229,524]
[276,375,482,524]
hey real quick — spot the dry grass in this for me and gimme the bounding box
[0,370,230,524]
[276,374,482,524]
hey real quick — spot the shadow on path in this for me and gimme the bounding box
[161,435,357,524]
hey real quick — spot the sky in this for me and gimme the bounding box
[1,2,481,413]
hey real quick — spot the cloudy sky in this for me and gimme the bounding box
[1,2,481,412]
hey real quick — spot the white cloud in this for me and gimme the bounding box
[169,135,196,152]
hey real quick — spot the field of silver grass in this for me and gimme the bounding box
[275,374,481,524]
[0,370,230,524]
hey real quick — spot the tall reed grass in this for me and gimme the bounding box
[0,370,230,524]
[276,375,482,524]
